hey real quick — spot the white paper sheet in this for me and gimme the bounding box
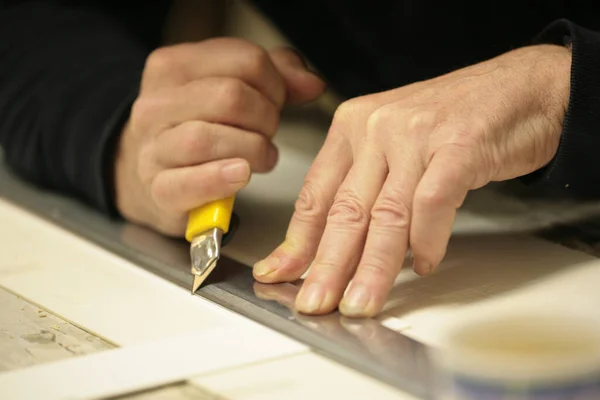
[0,327,305,400]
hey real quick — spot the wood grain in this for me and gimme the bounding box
[0,286,113,372]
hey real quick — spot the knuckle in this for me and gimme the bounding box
[366,104,440,140]
[366,105,394,135]
[370,195,411,232]
[414,185,448,209]
[334,99,360,120]
[145,47,176,75]
[359,260,396,280]
[332,98,361,127]
[365,103,414,142]
[241,44,272,79]
[330,96,381,139]
[130,97,150,123]
[314,260,346,276]
[294,180,326,221]
[328,191,368,227]
[217,79,249,113]
[405,109,438,135]
[130,96,162,130]
[179,121,212,159]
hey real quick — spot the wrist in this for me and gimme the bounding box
[535,44,572,128]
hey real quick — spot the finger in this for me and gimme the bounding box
[134,77,280,138]
[294,144,388,315]
[340,151,423,318]
[143,38,286,108]
[151,158,250,213]
[410,146,474,275]
[268,47,326,105]
[153,121,278,173]
[253,135,352,283]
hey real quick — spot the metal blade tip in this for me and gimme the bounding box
[191,275,203,294]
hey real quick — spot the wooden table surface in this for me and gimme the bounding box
[0,286,113,372]
[0,286,221,399]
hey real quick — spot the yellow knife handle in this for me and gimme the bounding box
[185,196,235,242]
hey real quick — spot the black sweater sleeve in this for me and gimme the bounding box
[524,20,600,198]
[0,1,161,215]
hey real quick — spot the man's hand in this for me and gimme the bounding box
[254,44,571,317]
[114,38,325,236]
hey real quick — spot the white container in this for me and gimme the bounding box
[431,311,600,399]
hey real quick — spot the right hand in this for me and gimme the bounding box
[114,38,325,236]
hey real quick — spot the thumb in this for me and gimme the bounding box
[269,47,326,105]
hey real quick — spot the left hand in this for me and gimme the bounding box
[253,44,572,317]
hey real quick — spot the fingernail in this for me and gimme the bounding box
[254,256,278,277]
[289,50,325,80]
[340,283,371,316]
[296,283,325,313]
[221,160,250,183]
[288,48,311,70]
[300,65,324,80]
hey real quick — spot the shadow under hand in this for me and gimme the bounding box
[384,231,592,318]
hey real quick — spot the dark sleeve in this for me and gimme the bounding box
[0,1,162,216]
[522,19,600,198]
